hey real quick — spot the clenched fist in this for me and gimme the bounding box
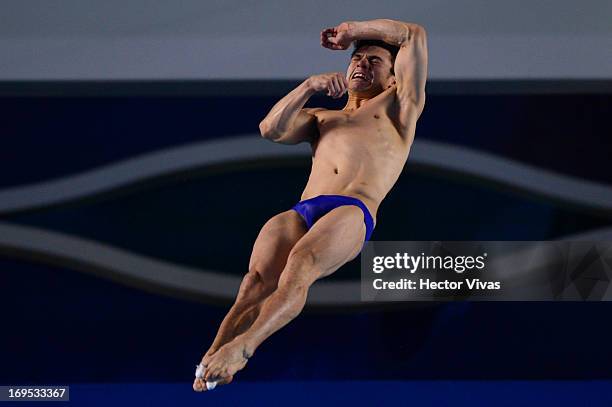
[320,22,354,51]
[307,72,349,99]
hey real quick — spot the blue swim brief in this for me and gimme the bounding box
[291,194,375,241]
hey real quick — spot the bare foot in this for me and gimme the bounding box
[193,349,231,392]
[201,349,216,367]
[193,374,232,392]
[204,340,251,384]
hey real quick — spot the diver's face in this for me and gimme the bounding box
[346,45,394,95]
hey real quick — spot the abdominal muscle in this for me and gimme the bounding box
[300,120,411,222]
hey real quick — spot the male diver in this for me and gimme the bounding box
[194,18,428,391]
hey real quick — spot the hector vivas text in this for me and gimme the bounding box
[371,252,501,291]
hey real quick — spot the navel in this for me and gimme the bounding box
[374,114,380,119]
[334,168,339,174]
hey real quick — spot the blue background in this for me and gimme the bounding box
[1,81,612,405]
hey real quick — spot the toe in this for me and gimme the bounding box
[204,367,217,382]
[193,378,205,392]
[204,374,233,391]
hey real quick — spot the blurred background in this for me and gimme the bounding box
[1,1,612,405]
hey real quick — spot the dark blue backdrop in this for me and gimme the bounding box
[1,81,612,388]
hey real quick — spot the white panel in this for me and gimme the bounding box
[1,0,611,79]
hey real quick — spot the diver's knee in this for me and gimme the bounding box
[286,247,318,271]
[277,252,320,293]
[237,270,274,301]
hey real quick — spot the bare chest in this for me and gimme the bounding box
[312,100,404,155]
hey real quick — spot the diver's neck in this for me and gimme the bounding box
[343,93,373,111]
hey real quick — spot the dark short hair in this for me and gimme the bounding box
[351,40,399,74]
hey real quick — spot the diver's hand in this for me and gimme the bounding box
[321,22,354,50]
[306,72,348,99]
